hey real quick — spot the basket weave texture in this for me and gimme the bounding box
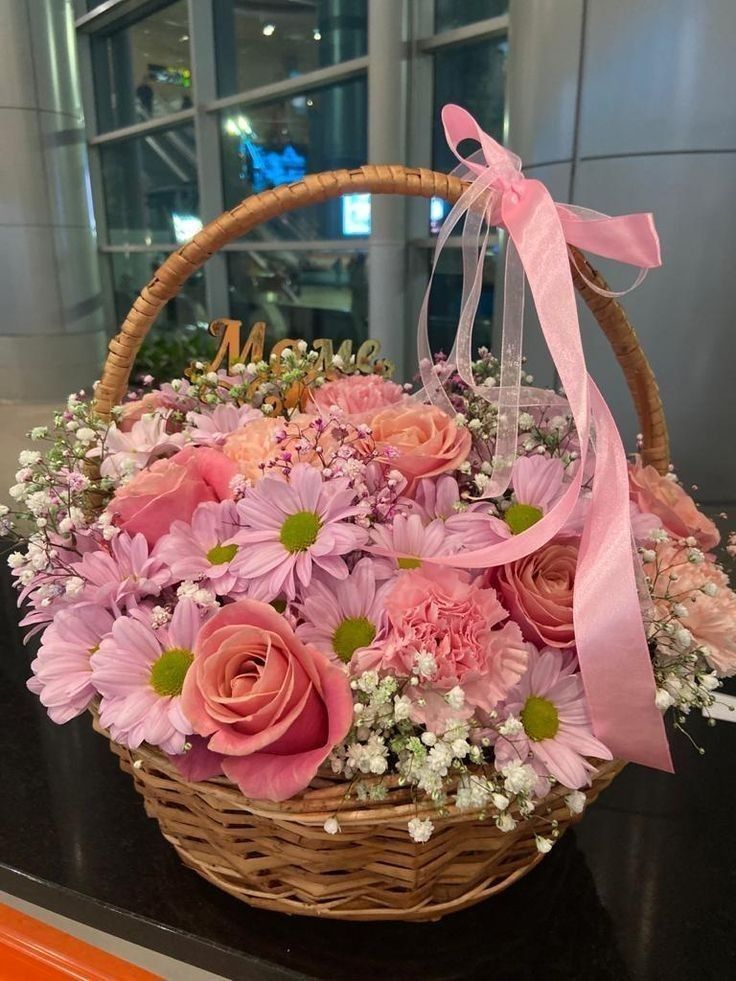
[91,165,668,920]
[98,720,623,922]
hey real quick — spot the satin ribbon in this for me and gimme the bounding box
[414,105,672,772]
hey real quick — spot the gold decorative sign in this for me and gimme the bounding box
[206,319,391,377]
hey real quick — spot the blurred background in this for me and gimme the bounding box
[0,0,734,503]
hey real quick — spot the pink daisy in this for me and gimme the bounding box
[154,501,248,595]
[100,414,185,480]
[186,404,260,445]
[295,558,393,664]
[27,604,115,723]
[449,455,587,551]
[233,463,368,600]
[494,647,613,791]
[369,513,454,574]
[410,474,464,521]
[71,532,170,609]
[91,599,205,754]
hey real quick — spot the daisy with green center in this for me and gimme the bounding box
[448,455,587,551]
[369,513,454,573]
[154,501,247,596]
[90,599,206,754]
[233,463,368,601]
[494,647,612,793]
[296,559,393,664]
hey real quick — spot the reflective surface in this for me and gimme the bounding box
[1,549,734,980]
[432,37,507,174]
[92,0,193,133]
[109,251,206,327]
[227,249,368,348]
[426,246,498,357]
[220,75,367,238]
[100,123,198,246]
[214,0,367,97]
[435,0,508,33]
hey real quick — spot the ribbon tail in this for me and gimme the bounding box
[574,378,673,772]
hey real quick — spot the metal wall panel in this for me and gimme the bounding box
[0,110,51,227]
[0,0,36,109]
[579,0,736,157]
[0,226,62,334]
[39,113,93,230]
[52,227,105,335]
[507,0,583,166]
[574,152,736,500]
[26,0,84,117]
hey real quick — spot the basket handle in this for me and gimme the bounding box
[93,164,670,473]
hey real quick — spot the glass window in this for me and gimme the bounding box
[432,37,507,176]
[100,123,198,246]
[425,246,498,356]
[220,76,367,240]
[92,0,193,133]
[227,249,368,348]
[109,252,208,331]
[434,0,508,33]
[214,0,367,97]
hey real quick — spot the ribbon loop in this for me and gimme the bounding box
[413,104,672,773]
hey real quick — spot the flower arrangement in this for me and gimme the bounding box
[5,342,734,850]
[5,103,735,906]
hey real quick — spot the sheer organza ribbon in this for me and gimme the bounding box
[415,105,672,772]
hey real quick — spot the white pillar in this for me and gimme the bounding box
[367,0,407,377]
[0,0,107,401]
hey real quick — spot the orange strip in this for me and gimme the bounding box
[0,902,162,980]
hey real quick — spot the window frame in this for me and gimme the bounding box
[74,0,509,378]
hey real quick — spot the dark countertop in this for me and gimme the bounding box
[1,555,735,981]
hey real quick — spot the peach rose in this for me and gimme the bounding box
[109,446,237,545]
[181,600,353,801]
[495,541,578,648]
[628,458,719,550]
[370,403,471,493]
[308,374,407,423]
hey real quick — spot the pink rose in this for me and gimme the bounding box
[109,446,237,545]
[370,403,471,493]
[119,391,183,432]
[495,541,578,649]
[181,600,353,801]
[354,566,529,730]
[628,458,719,550]
[308,374,407,423]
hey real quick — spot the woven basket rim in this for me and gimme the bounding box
[92,708,623,828]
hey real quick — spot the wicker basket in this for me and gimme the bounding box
[91,165,669,922]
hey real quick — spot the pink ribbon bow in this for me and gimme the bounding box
[415,104,672,772]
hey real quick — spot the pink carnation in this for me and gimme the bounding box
[308,373,406,423]
[644,542,736,676]
[356,566,530,730]
[222,416,285,484]
[629,457,719,550]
